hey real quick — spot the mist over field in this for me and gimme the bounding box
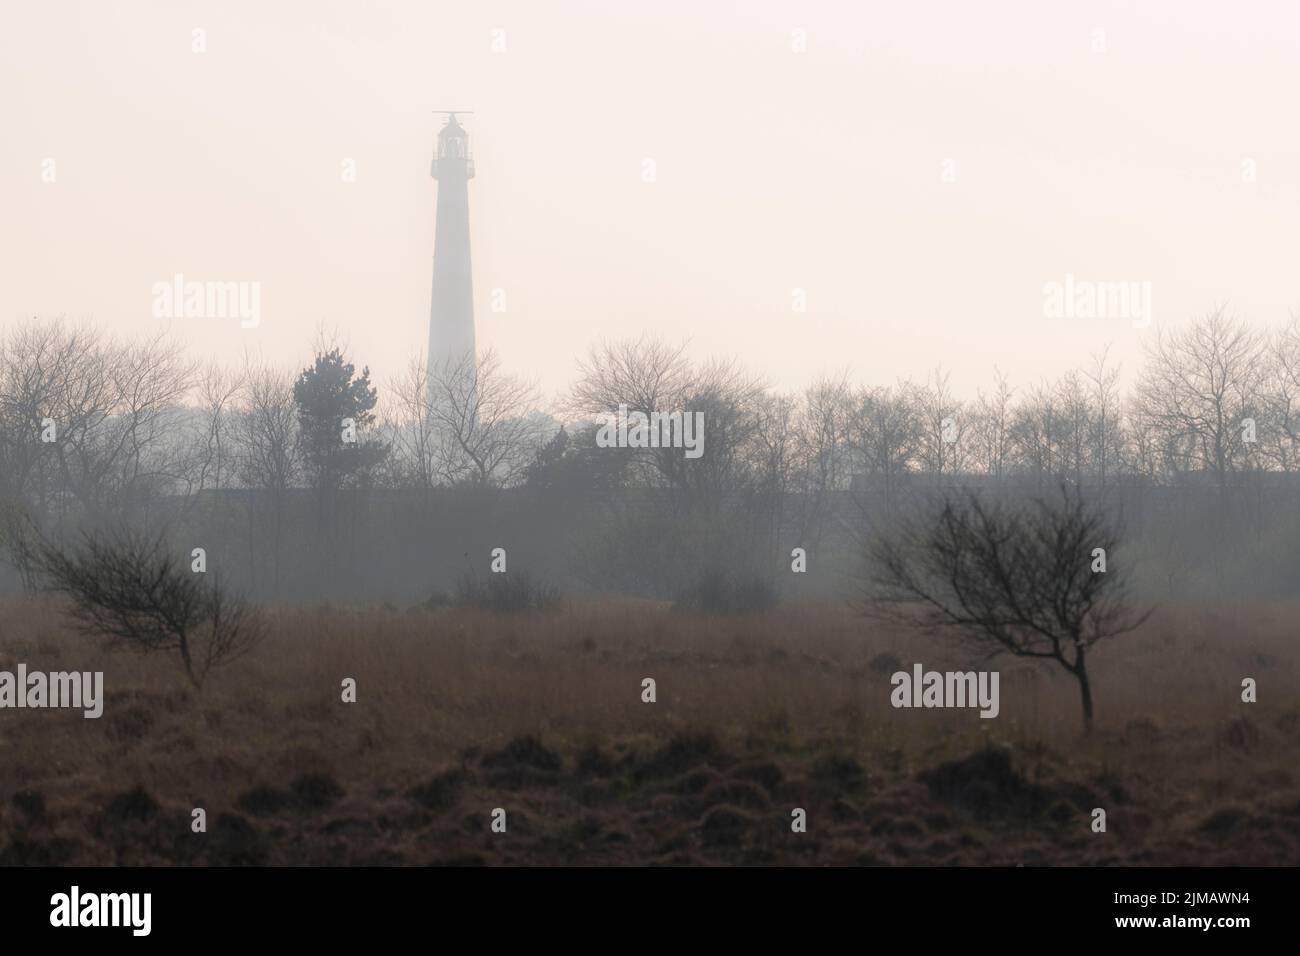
[2,1,1299,873]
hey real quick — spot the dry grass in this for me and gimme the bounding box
[0,595,1297,865]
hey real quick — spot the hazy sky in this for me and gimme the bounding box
[3,0,1299,405]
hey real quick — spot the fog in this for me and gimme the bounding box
[3,310,1299,609]
[3,0,1300,400]
[3,1,1299,885]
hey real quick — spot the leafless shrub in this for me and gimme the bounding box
[866,483,1152,731]
[451,569,561,613]
[673,566,777,615]
[16,523,263,688]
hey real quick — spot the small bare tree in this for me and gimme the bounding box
[867,484,1151,731]
[16,524,263,688]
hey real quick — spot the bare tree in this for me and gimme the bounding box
[867,484,1151,731]
[428,348,545,487]
[751,391,796,499]
[234,359,300,589]
[1054,370,1091,486]
[845,382,920,506]
[791,373,852,546]
[1135,308,1265,494]
[569,333,692,493]
[184,361,245,502]
[236,360,300,493]
[16,523,263,688]
[916,367,965,476]
[1084,347,1125,489]
[969,368,1014,481]
[385,354,441,493]
[0,319,196,525]
[1261,311,1300,473]
[1011,381,1062,487]
[749,390,796,556]
[667,356,766,511]
[570,334,692,421]
[0,322,61,517]
[568,335,766,509]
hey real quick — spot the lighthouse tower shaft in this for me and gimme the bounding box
[428,115,476,383]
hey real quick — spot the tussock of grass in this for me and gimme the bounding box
[0,595,1297,865]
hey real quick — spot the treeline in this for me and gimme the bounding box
[4,308,1299,507]
[2,308,1299,602]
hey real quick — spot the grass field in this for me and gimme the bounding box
[1,596,1297,865]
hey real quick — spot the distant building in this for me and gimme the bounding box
[428,113,476,391]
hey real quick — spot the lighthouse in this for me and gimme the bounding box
[428,112,476,385]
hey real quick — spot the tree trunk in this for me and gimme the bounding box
[178,634,198,688]
[1074,654,1094,733]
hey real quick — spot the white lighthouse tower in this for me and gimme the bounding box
[428,112,476,385]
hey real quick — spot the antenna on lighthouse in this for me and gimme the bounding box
[432,111,475,136]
